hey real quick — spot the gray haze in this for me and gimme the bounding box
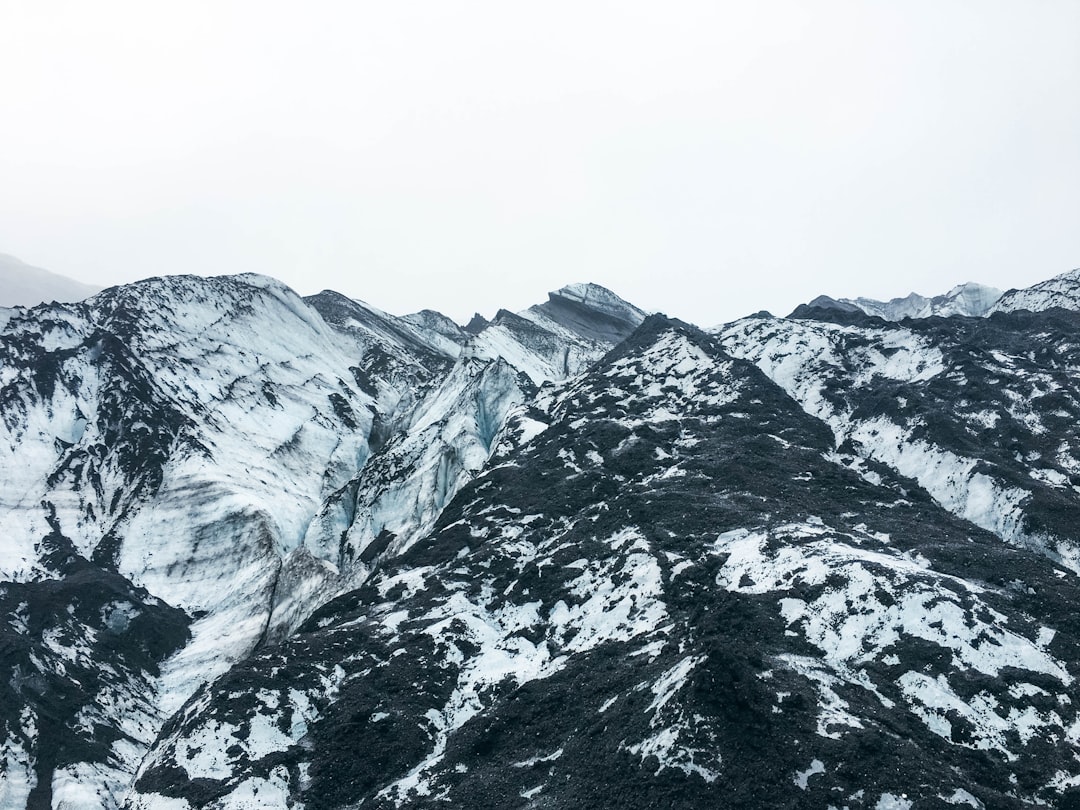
[1,1,1078,326]
[0,254,102,307]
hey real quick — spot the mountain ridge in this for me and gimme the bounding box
[2,261,1080,808]
[792,281,1004,322]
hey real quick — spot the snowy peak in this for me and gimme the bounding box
[526,282,648,344]
[802,294,862,314]
[305,289,463,363]
[128,302,1080,809]
[0,253,102,307]
[795,281,1003,321]
[12,263,1080,809]
[461,283,647,385]
[401,309,469,344]
[934,281,1004,316]
[990,267,1080,314]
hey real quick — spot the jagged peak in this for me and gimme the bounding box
[464,313,490,335]
[792,280,1003,322]
[519,282,647,346]
[546,282,648,321]
[401,309,465,337]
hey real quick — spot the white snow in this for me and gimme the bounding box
[720,316,1078,571]
[0,731,35,810]
[512,748,564,768]
[379,527,671,802]
[794,758,825,789]
[991,268,1080,314]
[875,794,913,810]
[713,520,1073,752]
[823,282,1003,321]
[943,788,984,807]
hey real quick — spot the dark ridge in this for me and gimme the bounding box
[305,290,458,365]
[529,286,645,345]
[786,303,890,327]
[464,313,489,335]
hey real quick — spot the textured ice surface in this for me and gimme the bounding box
[6,270,1080,808]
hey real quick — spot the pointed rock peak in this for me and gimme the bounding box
[547,282,647,320]
[401,309,467,341]
[464,313,490,335]
[599,311,729,372]
[304,289,380,326]
[804,295,862,313]
[526,282,647,345]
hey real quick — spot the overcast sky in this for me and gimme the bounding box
[1,1,1078,325]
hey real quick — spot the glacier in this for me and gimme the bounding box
[3,262,1080,808]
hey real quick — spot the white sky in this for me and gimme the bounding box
[1,1,1078,326]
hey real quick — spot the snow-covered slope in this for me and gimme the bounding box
[990,268,1080,314]
[719,309,1080,571]
[0,274,399,805]
[281,283,647,636]
[5,265,1080,809]
[462,283,647,385]
[798,282,1003,321]
[0,274,647,808]
[0,253,102,307]
[128,317,1080,809]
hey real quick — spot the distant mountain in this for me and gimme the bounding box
[4,265,1080,809]
[0,253,102,307]
[794,281,1003,321]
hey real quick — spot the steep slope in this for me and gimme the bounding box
[720,309,1080,571]
[6,266,1080,809]
[0,275,446,806]
[0,520,190,810]
[990,268,1080,314]
[523,282,649,344]
[129,318,1080,809]
[292,283,647,620]
[0,253,103,307]
[796,282,1003,321]
[0,275,646,808]
[464,283,648,384]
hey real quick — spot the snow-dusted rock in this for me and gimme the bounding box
[0,273,650,808]
[797,282,1003,321]
[990,268,1080,314]
[719,310,1080,570]
[127,317,1080,809]
[5,264,1080,809]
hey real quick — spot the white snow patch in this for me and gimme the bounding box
[943,788,984,807]
[794,758,825,789]
[513,748,563,768]
[380,527,670,803]
[875,794,913,810]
